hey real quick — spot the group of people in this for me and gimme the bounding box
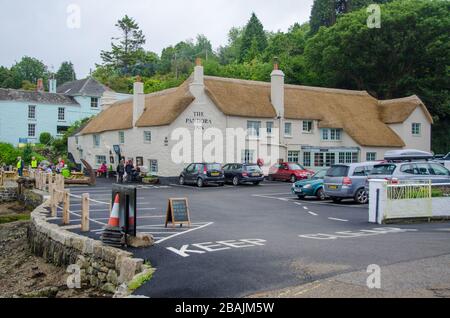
[9,156,67,177]
[116,159,141,183]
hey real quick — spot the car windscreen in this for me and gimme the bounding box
[326,166,349,177]
[245,165,262,173]
[371,164,396,175]
[288,164,304,170]
[207,164,222,171]
[314,170,327,179]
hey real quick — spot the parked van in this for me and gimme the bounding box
[324,162,377,204]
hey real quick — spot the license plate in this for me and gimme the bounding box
[211,172,220,177]
[328,185,338,190]
[251,173,260,177]
[295,189,302,193]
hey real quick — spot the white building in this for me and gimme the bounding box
[68,60,433,179]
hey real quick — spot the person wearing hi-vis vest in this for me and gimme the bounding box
[16,157,24,177]
[31,157,38,171]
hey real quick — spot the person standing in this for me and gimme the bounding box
[116,160,125,183]
[125,160,134,183]
[16,157,24,177]
[31,156,38,171]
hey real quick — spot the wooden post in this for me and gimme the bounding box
[51,187,57,217]
[0,171,3,186]
[81,193,90,232]
[63,190,70,225]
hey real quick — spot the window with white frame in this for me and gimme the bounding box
[28,123,36,137]
[302,121,313,133]
[91,97,99,108]
[96,155,107,165]
[314,153,324,167]
[247,121,261,138]
[288,151,300,163]
[144,131,152,143]
[119,131,125,144]
[412,123,421,136]
[242,150,255,163]
[325,153,336,167]
[284,122,292,137]
[366,152,377,161]
[149,160,158,174]
[266,122,274,135]
[28,105,36,119]
[303,152,311,167]
[93,134,100,147]
[58,107,65,121]
[322,128,342,141]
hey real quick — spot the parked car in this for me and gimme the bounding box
[179,163,225,187]
[268,162,315,183]
[433,152,450,170]
[292,169,328,200]
[222,163,265,186]
[367,162,450,184]
[324,162,377,204]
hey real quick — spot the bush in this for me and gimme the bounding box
[0,142,21,165]
[39,132,53,145]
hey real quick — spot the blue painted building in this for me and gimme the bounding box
[0,77,129,145]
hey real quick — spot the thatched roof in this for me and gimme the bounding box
[379,95,433,124]
[80,74,431,148]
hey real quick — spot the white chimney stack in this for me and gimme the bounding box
[189,58,204,99]
[49,78,57,93]
[271,58,285,118]
[133,77,145,127]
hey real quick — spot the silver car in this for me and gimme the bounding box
[324,162,377,204]
[368,162,450,184]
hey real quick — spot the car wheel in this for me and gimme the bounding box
[297,195,305,200]
[179,176,185,185]
[355,188,368,204]
[268,175,274,181]
[332,197,342,203]
[253,181,261,186]
[232,176,239,186]
[316,188,326,201]
[290,175,297,183]
[197,178,204,188]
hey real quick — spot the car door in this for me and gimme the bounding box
[278,163,289,180]
[411,163,431,183]
[184,164,195,183]
[428,163,450,183]
[223,164,233,182]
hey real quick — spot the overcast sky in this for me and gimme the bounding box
[0,0,314,78]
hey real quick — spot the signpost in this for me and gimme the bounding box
[165,198,191,228]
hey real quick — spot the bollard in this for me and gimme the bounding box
[63,190,70,225]
[81,193,90,232]
[51,187,57,217]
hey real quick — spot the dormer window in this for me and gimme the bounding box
[322,128,342,141]
[91,97,99,108]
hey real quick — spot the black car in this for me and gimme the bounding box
[222,163,265,186]
[179,163,225,187]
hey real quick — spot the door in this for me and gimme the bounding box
[184,164,196,183]
[279,163,290,181]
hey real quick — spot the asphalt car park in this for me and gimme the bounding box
[47,178,450,298]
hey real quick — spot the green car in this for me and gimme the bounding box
[291,169,328,200]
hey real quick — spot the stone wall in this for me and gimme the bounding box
[0,185,17,203]
[26,192,153,297]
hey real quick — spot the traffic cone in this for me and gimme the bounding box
[108,194,120,227]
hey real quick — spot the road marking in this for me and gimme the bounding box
[303,207,309,210]
[154,222,214,244]
[328,217,349,222]
[299,227,418,240]
[294,202,302,206]
[308,212,318,216]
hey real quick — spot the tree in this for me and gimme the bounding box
[39,132,53,145]
[56,61,76,86]
[8,56,48,89]
[0,66,11,88]
[239,13,268,62]
[0,143,21,165]
[100,15,146,76]
[305,0,450,152]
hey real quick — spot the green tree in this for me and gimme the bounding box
[0,143,21,165]
[305,0,450,152]
[239,13,268,62]
[39,132,53,145]
[100,15,146,76]
[218,27,244,64]
[56,61,76,86]
[0,66,11,88]
[8,56,48,89]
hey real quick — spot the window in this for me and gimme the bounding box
[415,163,431,175]
[353,166,367,176]
[91,97,99,108]
[93,134,100,147]
[366,152,377,161]
[247,121,261,138]
[302,121,313,133]
[149,160,158,174]
[326,166,350,177]
[322,129,342,141]
[58,107,65,121]
[57,126,69,135]
[339,152,358,164]
[400,164,415,175]
[288,151,300,163]
[242,150,254,164]
[314,153,324,167]
[325,153,335,167]
[284,123,292,137]
[28,105,36,119]
[119,131,125,144]
[303,152,311,167]
[28,124,36,137]
[95,155,107,165]
[144,131,152,143]
[266,122,274,135]
[429,164,449,176]
[412,123,421,136]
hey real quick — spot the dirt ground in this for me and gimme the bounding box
[0,206,111,298]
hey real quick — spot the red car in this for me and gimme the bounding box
[268,162,315,183]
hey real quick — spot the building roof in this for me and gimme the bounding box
[0,88,79,106]
[79,74,433,148]
[57,77,112,97]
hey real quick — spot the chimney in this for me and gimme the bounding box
[37,78,44,92]
[270,58,285,118]
[189,58,204,99]
[133,76,145,127]
[49,78,57,93]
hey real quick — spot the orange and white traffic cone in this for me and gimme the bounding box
[108,194,120,227]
